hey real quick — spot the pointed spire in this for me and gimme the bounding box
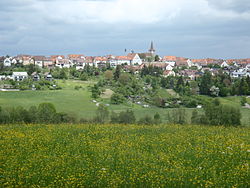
[149,41,155,54]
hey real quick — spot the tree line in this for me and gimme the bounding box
[0,103,76,124]
[0,100,242,126]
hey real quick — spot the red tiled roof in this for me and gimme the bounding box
[162,56,178,61]
[127,53,137,60]
[68,54,85,59]
[115,56,131,61]
[94,56,107,61]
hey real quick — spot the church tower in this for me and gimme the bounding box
[149,41,155,55]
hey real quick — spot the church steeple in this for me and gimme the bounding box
[149,41,155,54]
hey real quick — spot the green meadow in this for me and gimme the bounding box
[1,124,249,187]
[0,80,249,125]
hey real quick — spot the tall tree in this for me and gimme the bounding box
[114,65,121,81]
[199,71,213,95]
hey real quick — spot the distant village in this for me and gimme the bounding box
[1,42,250,81]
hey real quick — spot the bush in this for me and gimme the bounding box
[204,99,241,126]
[94,104,109,124]
[138,115,154,125]
[38,103,57,123]
[80,73,88,81]
[75,86,82,90]
[111,93,126,104]
[154,113,162,124]
[241,97,247,106]
[110,110,136,124]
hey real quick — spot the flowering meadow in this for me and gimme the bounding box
[1,124,249,187]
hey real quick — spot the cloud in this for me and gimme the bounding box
[0,0,250,58]
[37,0,182,24]
[206,0,250,13]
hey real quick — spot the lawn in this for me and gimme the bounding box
[1,124,249,187]
[0,80,249,125]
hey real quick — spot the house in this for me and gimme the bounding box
[33,56,46,67]
[43,58,54,68]
[11,58,18,65]
[4,57,12,67]
[74,59,87,70]
[31,72,40,81]
[162,56,177,66]
[51,55,65,62]
[179,70,198,80]
[110,54,142,68]
[166,64,173,71]
[18,55,34,66]
[12,72,28,81]
[127,53,143,65]
[192,59,208,68]
[0,56,4,63]
[112,56,131,67]
[231,69,247,78]
[44,72,53,81]
[124,64,145,73]
[163,70,176,77]
[84,56,94,66]
[150,62,168,70]
[55,58,71,68]
[68,54,85,59]
[163,56,188,67]
[221,61,229,68]
[68,55,87,70]
[187,59,195,67]
[94,57,108,68]
[176,57,188,67]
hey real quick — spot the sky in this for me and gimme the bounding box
[0,0,250,59]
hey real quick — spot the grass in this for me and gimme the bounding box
[1,124,249,187]
[0,80,249,125]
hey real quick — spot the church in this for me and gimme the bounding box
[137,41,156,60]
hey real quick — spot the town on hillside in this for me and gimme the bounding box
[1,42,250,82]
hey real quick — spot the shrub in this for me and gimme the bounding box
[94,104,109,124]
[111,93,125,104]
[110,110,136,124]
[138,115,154,125]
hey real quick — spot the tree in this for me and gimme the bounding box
[114,65,121,81]
[239,78,248,95]
[199,71,213,95]
[172,108,187,125]
[94,104,109,124]
[80,73,88,81]
[91,84,101,99]
[118,110,136,124]
[37,103,57,123]
[155,55,160,62]
[210,86,220,97]
[118,73,130,85]
[111,93,125,104]
[104,70,113,80]
[191,110,202,125]
[204,99,241,126]
[28,106,38,123]
[59,69,68,79]
[154,113,161,124]
[241,97,247,106]
[110,112,120,124]
[138,115,154,125]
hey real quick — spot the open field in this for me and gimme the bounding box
[1,124,249,187]
[0,80,249,125]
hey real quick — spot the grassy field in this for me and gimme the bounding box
[0,79,249,125]
[1,124,249,187]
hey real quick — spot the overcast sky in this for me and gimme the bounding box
[0,0,250,59]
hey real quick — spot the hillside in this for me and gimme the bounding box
[0,80,249,126]
[1,124,249,187]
